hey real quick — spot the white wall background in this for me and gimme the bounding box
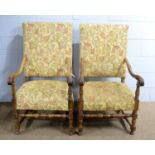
[0,15,155,102]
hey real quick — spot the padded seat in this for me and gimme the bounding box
[83,81,135,111]
[17,80,68,110]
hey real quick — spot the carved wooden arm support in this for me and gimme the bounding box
[125,58,144,87]
[67,76,73,103]
[78,76,84,103]
[8,57,25,85]
[79,58,85,86]
[78,76,84,134]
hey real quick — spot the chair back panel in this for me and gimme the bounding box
[23,23,72,77]
[80,24,128,77]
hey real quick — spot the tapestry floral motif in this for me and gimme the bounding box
[83,81,135,111]
[17,80,68,110]
[23,23,72,77]
[80,24,128,77]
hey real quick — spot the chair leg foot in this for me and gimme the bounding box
[130,114,137,135]
[78,119,83,136]
[69,118,74,135]
[130,130,135,135]
[78,128,83,136]
[69,127,74,136]
[15,118,20,135]
[68,114,74,135]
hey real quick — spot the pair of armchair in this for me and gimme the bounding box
[8,23,144,136]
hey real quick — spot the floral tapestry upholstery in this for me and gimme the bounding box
[83,81,135,111]
[17,80,68,110]
[23,23,72,77]
[80,24,128,77]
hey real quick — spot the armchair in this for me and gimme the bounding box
[8,23,74,135]
[78,24,144,135]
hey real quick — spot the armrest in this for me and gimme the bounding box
[8,57,25,85]
[125,58,144,86]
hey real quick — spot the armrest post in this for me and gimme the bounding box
[78,76,84,135]
[7,57,25,118]
[125,58,144,117]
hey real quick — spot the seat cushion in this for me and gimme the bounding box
[17,80,68,110]
[83,81,135,111]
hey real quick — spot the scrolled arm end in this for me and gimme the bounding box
[67,76,73,86]
[8,73,19,85]
[8,76,14,85]
[79,77,84,86]
[137,75,144,86]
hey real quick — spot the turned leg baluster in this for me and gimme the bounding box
[130,83,140,135]
[78,84,84,135]
[68,85,74,135]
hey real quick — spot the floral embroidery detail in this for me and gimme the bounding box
[83,82,135,111]
[17,80,68,110]
[80,24,128,77]
[23,23,72,77]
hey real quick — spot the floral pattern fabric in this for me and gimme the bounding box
[80,24,128,77]
[23,23,72,77]
[17,80,68,110]
[83,81,135,111]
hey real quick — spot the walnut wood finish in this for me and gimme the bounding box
[78,80,84,135]
[78,60,84,135]
[125,58,144,134]
[8,57,74,135]
[84,113,132,118]
[78,58,144,135]
[18,113,67,118]
[67,76,74,135]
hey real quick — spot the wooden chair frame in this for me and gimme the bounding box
[78,58,144,135]
[8,57,74,135]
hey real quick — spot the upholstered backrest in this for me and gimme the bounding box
[23,23,72,77]
[80,24,128,77]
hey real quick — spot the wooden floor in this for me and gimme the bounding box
[0,102,155,140]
